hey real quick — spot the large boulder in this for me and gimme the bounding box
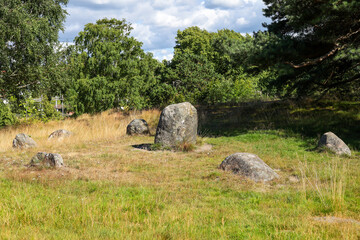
[29,152,64,168]
[48,129,72,140]
[126,119,150,135]
[12,133,37,149]
[318,132,351,156]
[219,153,279,182]
[155,102,198,148]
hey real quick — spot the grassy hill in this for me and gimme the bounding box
[0,102,359,239]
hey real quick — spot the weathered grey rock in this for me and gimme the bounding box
[155,102,197,148]
[126,119,150,135]
[48,129,72,140]
[30,152,47,166]
[12,133,37,149]
[29,152,63,168]
[219,153,279,182]
[318,132,351,156]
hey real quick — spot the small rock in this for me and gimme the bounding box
[155,102,198,148]
[318,132,351,156]
[126,119,150,135]
[13,133,37,149]
[219,153,279,182]
[48,129,72,140]
[29,152,63,168]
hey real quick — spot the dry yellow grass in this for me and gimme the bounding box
[0,109,162,183]
[0,109,160,152]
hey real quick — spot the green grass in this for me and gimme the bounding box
[0,102,359,239]
[197,99,360,150]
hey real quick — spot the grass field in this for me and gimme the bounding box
[0,102,359,239]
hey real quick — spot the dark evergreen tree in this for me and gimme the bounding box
[261,0,360,98]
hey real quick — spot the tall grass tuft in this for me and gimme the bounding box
[299,156,349,212]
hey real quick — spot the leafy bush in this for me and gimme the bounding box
[9,96,62,123]
[204,68,259,104]
[0,102,16,126]
[148,83,176,108]
[40,98,63,122]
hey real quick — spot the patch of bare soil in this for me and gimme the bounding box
[194,144,212,153]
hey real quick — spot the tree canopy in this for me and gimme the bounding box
[0,0,68,98]
[159,27,261,104]
[66,18,161,114]
[1,0,359,123]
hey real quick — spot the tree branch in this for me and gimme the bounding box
[318,73,360,89]
[16,80,41,89]
[286,27,360,69]
[9,70,18,77]
[285,44,341,68]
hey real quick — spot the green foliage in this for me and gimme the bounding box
[174,26,214,57]
[210,29,247,74]
[163,27,264,105]
[260,0,360,99]
[204,68,259,104]
[0,102,16,127]
[2,0,357,118]
[40,98,63,122]
[165,53,223,103]
[0,0,68,98]
[148,82,176,108]
[66,77,115,115]
[65,23,266,111]
[67,18,161,114]
[71,18,143,80]
[8,96,61,123]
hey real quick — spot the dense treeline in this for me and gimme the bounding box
[64,21,271,115]
[0,0,359,122]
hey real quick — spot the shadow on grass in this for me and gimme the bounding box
[132,143,153,151]
[197,100,360,150]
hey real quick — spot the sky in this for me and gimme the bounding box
[59,0,270,61]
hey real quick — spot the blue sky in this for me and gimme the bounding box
[59,0,270,60]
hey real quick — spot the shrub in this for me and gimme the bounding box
[9,96,62,123]
[0,102,16,126]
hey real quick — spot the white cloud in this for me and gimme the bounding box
[152,0,174,9]
[150,48,174,61]
[152,11,184,28]
[59,0,270,60]
[92,0,111,4]
[236,17,249,26]
[64,23,82,32]
[132,23,155,46]
[205,0,244,9]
